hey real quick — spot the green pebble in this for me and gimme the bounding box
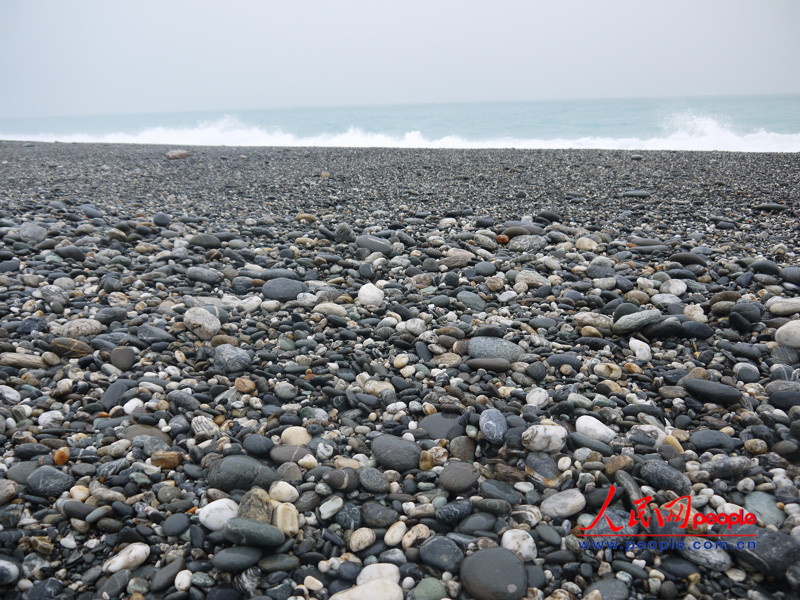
[413,577,447,600]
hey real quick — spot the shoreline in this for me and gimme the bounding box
[0,141,799,598]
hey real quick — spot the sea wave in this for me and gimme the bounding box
[2,114,799,152]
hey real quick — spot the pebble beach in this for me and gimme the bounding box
[1,140,800,600]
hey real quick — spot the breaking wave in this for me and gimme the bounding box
[2,113,799,152]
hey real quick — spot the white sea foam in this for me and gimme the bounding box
[2,113,799,152]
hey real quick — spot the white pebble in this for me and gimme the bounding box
[197,498,238,531]
[103,542,150,573]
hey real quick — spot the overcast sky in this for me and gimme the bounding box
[1,1,798,118]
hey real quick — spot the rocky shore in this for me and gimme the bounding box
[0,140,799,600]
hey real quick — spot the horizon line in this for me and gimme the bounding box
[3,92,799,122]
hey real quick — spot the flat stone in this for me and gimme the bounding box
[211,546,262,571]
[744,491,785,526]
[223,518,285,547]
[683,379,742,405]
[50,337,93,357]
[467,337,525,362]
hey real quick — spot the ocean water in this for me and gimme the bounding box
[1,95,799,152]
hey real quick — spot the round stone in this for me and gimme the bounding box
[460,547,526,600]
[262,277,308,302]
[371,434,421,472]
[439,461,479,493]
[776,321,800,349]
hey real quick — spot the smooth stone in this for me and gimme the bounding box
[356,563,400,585]
[540,488,586,517]
[678,536,733,571]
[467,336,525,362]
[262,277,308,302]
[223,518,285,547]
[207,455,276,491]
[501,529,536,561]
[457,290,486,311]
[371,434,421,472]
[419,536,464,571]
[214,344,251,373]
[769,391,800,411]
[438,461,479,492]
[26,466,75,497]
[640,460,691,495]
[418,413,465,440]
[480,480,521,505]
[575,415,616,443]
[362,501,400,527]
[103,542,150,573]
[744,492,785,526]
[460,547,526,600]
[613,309,662,334]
[136,324,175,345]
[329,579,403,600]
[412,577,447,600]
[683,379,742,405]
[358,467,390,493]
[521,424,568,452]
[122,424,173,446]
[584,578,630,600]
[690,430,736,451]
[776,321,800,349]
[358,282,385,306]
[161,513,191,536]
[212,546,262,571]
[355,234,393,255]
[110,347,136,371]
[197,498,239,531]
[729,525,800,577]
[479,408,507,444]
[700,456,750,479]
[258,554,300,573]
[466,357,512,372]
[151,557,185,592]
[766,297,800,317]
[0,558,20,586]
[183,307,221,340]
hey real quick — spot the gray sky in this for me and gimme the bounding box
[1,0,798,118]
